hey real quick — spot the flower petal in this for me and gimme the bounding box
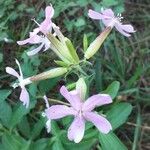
[6,67,19,78]
[82,94,112,111]
[60,86,82,110]
[45,5,54,19]
[17,38,31,45]
[120,24,135,33]
[101,9,114,18]
[68,116,85,143]
[115,24,131,37]
[27,43,44,56]
[88,9,103,20]
[45,105,76,120]
[20,87,30,108]
[84,112,112,134]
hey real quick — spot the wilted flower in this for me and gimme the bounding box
[45,85,112,143]
[6,59,31,108]
[17,5,54,56]
[88,8,135,37]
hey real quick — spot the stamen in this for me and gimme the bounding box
[31,18,40,26]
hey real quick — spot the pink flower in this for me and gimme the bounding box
[17,28,51,56]
[45,86,112,143]
[6,59,31,108]
[17,5,54,56]
[88,8,135,37]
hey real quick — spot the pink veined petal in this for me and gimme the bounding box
[45,105,77,120]
[88,9,104,20]
[6,67,19,78]
[67,116,85,143]
[82,94,112,112]
[83,112,112,134]
[101,9,115,18]
[120,24,135,33]
[20,87,30,108]
[60,86,82,110]
[45,5,54,19]
[27,43,44,56]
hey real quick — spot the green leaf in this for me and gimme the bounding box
[103,81,120,99]
[99,132,128,150]
[18,116,30,138]
[2,133,30,150]
[30,117,46,140]
[10,100,36,128]
[32,138,48,150]
[62,132,97,150]
[0,89,11,102]
[0,53,3,63]
[106,103,132,130]
[0,101,12,127]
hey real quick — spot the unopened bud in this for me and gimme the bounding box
[76,78,87,101]
[84,27,111,59]
[30,67,68,82]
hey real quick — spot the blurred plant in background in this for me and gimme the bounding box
[0,0,149,150]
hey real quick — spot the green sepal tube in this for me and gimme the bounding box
[30,67,68,82]
[84,27,111,59]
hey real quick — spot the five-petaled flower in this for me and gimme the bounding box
[88,8,135,37]
[6,59,31,108]
[44,86,112,143]
[17,5,54,56]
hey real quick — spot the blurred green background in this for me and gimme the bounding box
[0,0,149,150]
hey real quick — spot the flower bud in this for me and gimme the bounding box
[30,67,67,82]
[76,78,87,101]
[84,27,111,59]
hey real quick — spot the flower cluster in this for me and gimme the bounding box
[5,4,135,143]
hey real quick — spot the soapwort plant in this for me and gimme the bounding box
[5,4,135,148]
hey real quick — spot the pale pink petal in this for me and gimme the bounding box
[17,38,31,45]
[20,87,30,108]
[39,20,52,34]
[82,94,112,111]
[102,19,112,27]
[120,24,135,33]
[88,9,103,20]
[27,43,44,56]
[83,112,112,134]
[101,9,115,18]
[60,86,82,110]
[68,116,85,143]
[45,105,76,120]
[115,24,131,37]
[45,5,54,19]
[6,67,19,78]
